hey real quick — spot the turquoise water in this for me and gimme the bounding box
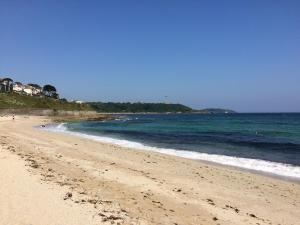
[65,113,300,166]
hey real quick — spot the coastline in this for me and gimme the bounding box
[43,121,300,181]
[1,115,299,225]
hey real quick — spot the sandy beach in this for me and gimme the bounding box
[0,115,299,225]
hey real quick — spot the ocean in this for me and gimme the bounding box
[44,113,300,179]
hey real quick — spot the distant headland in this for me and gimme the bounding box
[0,77,236,114]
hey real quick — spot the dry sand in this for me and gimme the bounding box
[0,115,299,225]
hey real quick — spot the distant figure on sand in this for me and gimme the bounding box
[12,114,15,121]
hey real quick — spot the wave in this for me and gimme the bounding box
[40,123,300,179]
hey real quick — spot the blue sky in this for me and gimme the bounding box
[1,0,299,112]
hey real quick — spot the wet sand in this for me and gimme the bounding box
[0,115,299,225]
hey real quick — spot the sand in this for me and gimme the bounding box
[0,115,299,225]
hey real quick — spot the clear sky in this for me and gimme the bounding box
[1,0,299,112]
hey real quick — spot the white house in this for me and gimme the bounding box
[21,84,42,96]
[30,86,42,95]
[13,82,24,93]
[32,87,43,95]
[23,85,33,96]
[1,78,58,98]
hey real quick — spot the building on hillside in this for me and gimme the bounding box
[28,84,42,95]
[21,84,43,96]
[0,79,4,92]
[29,85,42,96]
[1,77,58,99]
[0,78,13,92]
[23,85,34,96]
[13,82,25,93]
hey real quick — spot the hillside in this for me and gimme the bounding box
[88,102,193,113]
[0,93,91,111]
[0,93,236,114]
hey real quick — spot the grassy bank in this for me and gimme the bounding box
[0,93,92,111]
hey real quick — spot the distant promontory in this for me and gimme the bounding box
[88,102,236,114]
[0,76,236,114]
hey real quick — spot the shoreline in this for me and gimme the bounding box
[42,121,300,182]
[1,115,299,225]
[197,158,300,184]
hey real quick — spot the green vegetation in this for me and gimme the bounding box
[88,102,236,114]
[0,93,236,114]
[42,84,58,98]
[0,93,91,111]
[88,102,193,113]
[1,77,237,114]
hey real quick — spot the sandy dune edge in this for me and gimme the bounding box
[0,115,299,225]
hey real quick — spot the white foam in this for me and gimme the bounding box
[41,123,300,179]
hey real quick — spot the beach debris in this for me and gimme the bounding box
[206,199,215,206]
[46,174,54,178]
[57,181,71,186]
[7,145,15,152]
[173,188,182,192]
[79,190,87,195]
[246,213,266,222]
[248,213,257,218]
[98,212,123,223]
[151,200,163,207]
[63,192,72,200]
[212,217,218,221]
[56,154,63,158]
[225,204,240,213]
[31,163,39,168]
[25,158,40,169]
[88,199,99,205]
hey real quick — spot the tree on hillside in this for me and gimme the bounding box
[51,92,59,99]
[43,84,57,98]
[60,98,67,102]
[15,81,23,85]
[2,78,14,92]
